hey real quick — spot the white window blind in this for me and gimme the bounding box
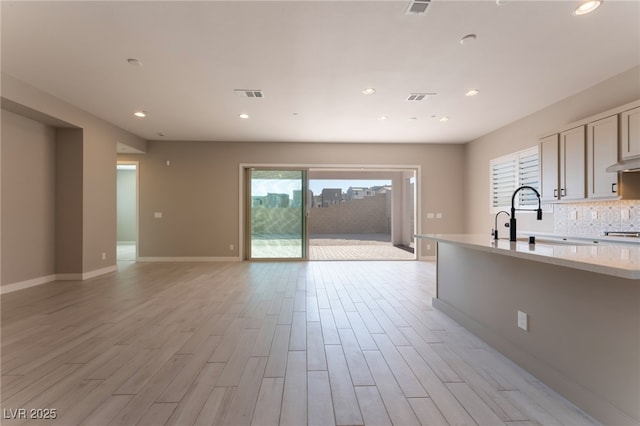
[490,147,539,211]
[519,151,539,207]
[491,158,516,209]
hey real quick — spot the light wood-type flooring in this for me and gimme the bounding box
[1,261,600,425]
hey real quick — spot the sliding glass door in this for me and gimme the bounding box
[247,169,307,259]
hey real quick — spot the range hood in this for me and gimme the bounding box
[606,158,640,173]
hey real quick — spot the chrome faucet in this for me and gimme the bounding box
[493,210,510,239]
[510,186,543,242]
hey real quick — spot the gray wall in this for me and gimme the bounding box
[464,66,640,234]
[1,72,147,287]
[1,110,56,284]
[55,128,84,274]
[120,141,466,258]
[117,169,137,242]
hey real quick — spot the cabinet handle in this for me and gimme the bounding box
[612,183,617,193]
[554,189,558,198]
[561,188,566,196]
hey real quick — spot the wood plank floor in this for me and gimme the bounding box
[1,261,600,426]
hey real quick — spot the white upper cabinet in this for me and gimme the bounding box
[559,126,586,201]
[538,100,639,203]
[587,115,618,199]
[539,134,559,202]
[621,107,640,159]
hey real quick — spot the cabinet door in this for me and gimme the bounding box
[587,115,618,199]
[539,134,559,201]
[560,126,586,200]
[621,107,640,159]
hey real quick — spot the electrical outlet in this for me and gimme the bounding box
[621,209,630,221]
[435,212,442,219]
[570,210,578,221]
[229,244,234,251]
[154,212,163,219]
[426,212,434,219]
[517,310,528,331]
[101,252,106,260]
[426,244,431,250]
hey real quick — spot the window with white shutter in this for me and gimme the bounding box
[490,147,539,212]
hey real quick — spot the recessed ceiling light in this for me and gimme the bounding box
[134,111,148,118]
[362,88,376,95]
[377,115,388,121]
[127,58,142,67]
[439,116,450,122]
[465,89,480,97]
[239,113,250,119]
[573,0,602,15]
[460,34,477,45]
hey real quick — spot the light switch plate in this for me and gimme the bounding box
[517,310,528,331]
[154,212,163,219]
[570,210,578,220]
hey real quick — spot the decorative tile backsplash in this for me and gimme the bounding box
[554,200,640,236]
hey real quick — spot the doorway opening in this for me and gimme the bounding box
[117,162,138,262]
[307,169,416,260]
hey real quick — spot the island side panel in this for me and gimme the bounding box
[433,242,640,426]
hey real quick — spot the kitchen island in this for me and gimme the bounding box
[416,234,640,426]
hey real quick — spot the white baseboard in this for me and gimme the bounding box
[82,265,118,280]
[56,273,84,280]
[137,256,242,262]
[57,265,118,281]
[0,274,57,294]
[1,265,118,295]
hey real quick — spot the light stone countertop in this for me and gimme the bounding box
[415,234,640,280]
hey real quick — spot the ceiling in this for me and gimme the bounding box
[2,1,639,146]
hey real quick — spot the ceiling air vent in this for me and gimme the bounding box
[234,89,264,98]
[405,0,431,15]
[407,93,436,101]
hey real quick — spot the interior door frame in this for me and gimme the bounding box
[239,163,422,261]
[116,160,139,263]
